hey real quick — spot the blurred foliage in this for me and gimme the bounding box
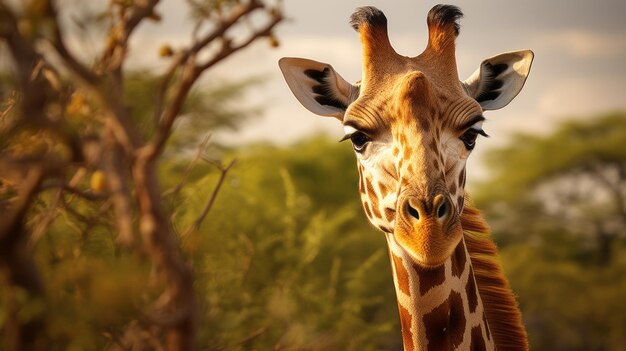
[122,71,263,152]
[0,62,401,348]
[3,134,403,349]
[167,136,402,350]
[476,111,626,350]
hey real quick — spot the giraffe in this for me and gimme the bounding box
[279,5,533,351]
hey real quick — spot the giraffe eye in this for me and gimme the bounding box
[350,131,371,152]
[459,128,487,150]
[459,130,478,150]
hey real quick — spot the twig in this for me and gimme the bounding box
[103,125,135,246]
[164,134,212,197]
[185,159,237,234]
[44,0,143,156]
[196,12,283,72]
[209,327,267,351]
[44,0,100,87]
[39,181,108,201]
[0,164,48,351]
[149,0,282,160]
[152,0,263,125]
[99,0,161,75]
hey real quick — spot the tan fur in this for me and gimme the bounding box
[426,19,456,54]
[461,200,529,351]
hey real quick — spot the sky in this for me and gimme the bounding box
[103,0,626,180]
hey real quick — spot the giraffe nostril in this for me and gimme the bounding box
[407,203,420,220]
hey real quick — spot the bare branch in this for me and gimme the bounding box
[103,125,136,245]
[100,0,161,75]
[0,3,59,129]
[188,0,263,54]
[0,1,284,349]
[185,159,236,234]
[39,180,108,201]
[164,134,212,197]
[0,164,49,351]
[209,327,267,351]
[44,0,100,86]
[197,12,283,72]
[132,152,196,350]
[150,0,283,159]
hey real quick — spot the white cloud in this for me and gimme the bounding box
[531,30,626,59]
[537,76,626,117]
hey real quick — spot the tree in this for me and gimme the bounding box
[474,112,626,350]
[0,1,283,349]
[476,112,626,264]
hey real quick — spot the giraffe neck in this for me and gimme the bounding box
[386,234,494,351]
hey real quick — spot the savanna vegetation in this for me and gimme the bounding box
[1,1,625,351]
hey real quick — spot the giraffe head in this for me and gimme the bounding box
[279,5,533,267]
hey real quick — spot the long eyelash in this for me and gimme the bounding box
[339,134,352,142]
[476,129,489,137]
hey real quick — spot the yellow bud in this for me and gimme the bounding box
[269,7,281,19]
[66,92,88,115]
[268,35,280,48]
[90,170,107,193]
[159,45,174,58]
[148,11,162,21]
[17,20,34,39]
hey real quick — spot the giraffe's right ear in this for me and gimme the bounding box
[462,50,534,111]
[279,57,359,120]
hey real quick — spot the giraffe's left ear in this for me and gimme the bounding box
[279,57,359,120]
[463,50,534,110]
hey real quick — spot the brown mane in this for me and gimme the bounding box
[461,201,529,351]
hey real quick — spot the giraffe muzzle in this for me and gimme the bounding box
[394,193,462,266]
[405,193,450,223]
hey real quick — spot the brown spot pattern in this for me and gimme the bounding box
[420,116,431,131]
[422,291,466,350]
[466,267,478,314]
[392,254,410,295]
[365,176,376,196]
[429,106,437,117]
[384,207,396,222]
[429,139,439,153]
[413,263,446,296]
[371,202,382,219]
[380,225,393,233]
[470,325,487,351]
[432,160,440,171]
[457,196,465,212]
[449,181,457,195]
[403,147,412,161]
[459,167,466,188]
[423,295,451,351]
[399,133,408,145]
[378,182,390,198]
[451,242,466,278]
[448,290,467,348]
[399,304,415,351]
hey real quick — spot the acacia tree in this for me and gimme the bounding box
[477,112,626,264]
[0,1,282,350]
[473,113,626,350]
